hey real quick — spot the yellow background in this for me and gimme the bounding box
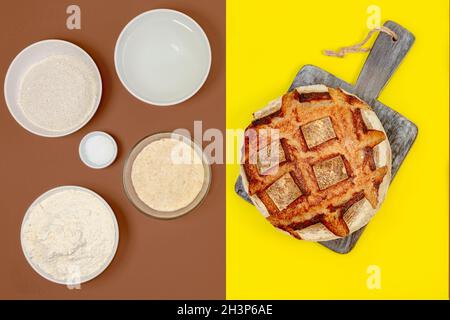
[226,0,449,299]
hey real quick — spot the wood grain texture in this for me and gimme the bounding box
[235,21,417,254]
[354,21,415,104]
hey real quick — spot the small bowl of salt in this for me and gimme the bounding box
[79,131,118,169]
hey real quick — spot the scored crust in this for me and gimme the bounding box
[240,85,392,242]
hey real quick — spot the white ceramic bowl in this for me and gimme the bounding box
[79,131,118,169]
[114,9,212,106]
[20,186,119,286]
[4,39,102,137]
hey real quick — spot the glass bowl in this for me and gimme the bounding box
[123,132,211,219]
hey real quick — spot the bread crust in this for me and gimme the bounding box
[240,85,392,242]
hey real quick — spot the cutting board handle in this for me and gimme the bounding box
[354,21,415,104]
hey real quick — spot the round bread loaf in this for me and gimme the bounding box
[241,85,392,241]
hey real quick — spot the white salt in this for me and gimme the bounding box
[80,132,117,168]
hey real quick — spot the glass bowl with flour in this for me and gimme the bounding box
[20,186,119,285]
[123,132,211,219]
[4,40,102,137]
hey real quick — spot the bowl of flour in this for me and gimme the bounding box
[20,186,119,285]
[4,40,102,137]
[123,132,211,219]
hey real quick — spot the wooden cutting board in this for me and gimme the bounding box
[235,21,418,254]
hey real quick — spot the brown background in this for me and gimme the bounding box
[0,0,225,299]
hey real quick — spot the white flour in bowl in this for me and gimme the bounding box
[21,188,117,284]
[18,55,99,132]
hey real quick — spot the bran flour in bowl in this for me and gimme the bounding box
[4,40,102,137]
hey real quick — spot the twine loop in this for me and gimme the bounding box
[324,26,398,58]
